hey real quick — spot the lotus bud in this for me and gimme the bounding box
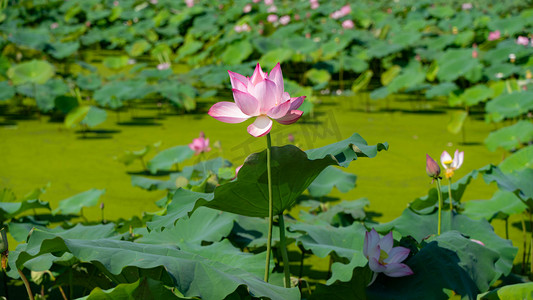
[426,154,441,178]
[100,202,104,210]
[288,134,295,143]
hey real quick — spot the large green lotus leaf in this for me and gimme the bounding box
[194,135,387,217]
[138,207,236,246]
[8,28,50,50]
[146,146,194,174]
[485,63,521,81]
[126,40,151,57]
[53,189,105,215]
[285,36,318,54]
[485,91,533,122]
[427,6,455,19]
[387,69,426,93]
[389,31,421,48]
[425,82,458,98]
[447,110,468,135]
[221,40,253,65]
[454,30,475,47]
[7,223,116,278]
[78,277,184,300]
[366,40,403,58]
[485,121,533,152]
[478,282,533,300]
[426,34,456,51]
[409,169,479,214]
[380,65,401,86]
[299,198,369,226]
[230,215,300,249]
[307,166,356,197]
[76,74,102,91]
[463,190,527,221]
[367,231,499,300]
[436,49,479,82]
[483,165,533,205]
[7,60,55,85]
[48,41,80,59]
[291,221,370,286]
[55,96,78,114]
[483,41,533,64]
[147,190,212,230]
[65,106,91,128]
[80,106,107,128]
[351,70,373,93]
[0,199,50,223]
[0,81,15,100]
[305,68,331,86]
[379,209,516,278]
[343,56,368,73]
[102,56,129,69]
[14,230,300,300]
[498,145,533,173]
[488,16,526,36]
[460,84,494,106]
[259,48,294,70]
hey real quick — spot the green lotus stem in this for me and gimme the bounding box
[436,178,443,235]
[264,133,273,283]
[278,213,291,288]
[18,269,35,300]
[522,214,527,274]
[448,177,453,230]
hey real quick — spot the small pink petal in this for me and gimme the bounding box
[247,116,273,137]
[275,110,303,125]
[385,246,410,264]
[441,150,452,169]
[289,96,305,110]
[250,63,266,86]
[453,150,464,169]
[378,231,393,253]
[368,256,387,273]
[228,70,248,91]
[267,100,291,119]
[364,229,381,258]
[249,79,277,114]
[208,102,251,123]
[233,89,260,116]
[268,63,284,103]
[383,263,413,277]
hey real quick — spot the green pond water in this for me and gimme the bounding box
[1,93,523,266]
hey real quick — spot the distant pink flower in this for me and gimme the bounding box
[364,229,413,285]
[185,0,194,7]
[340,4,351,15]
[234,24,250,33]
[253,0,260,2]
[243,4,252,13]
[517,36,529,46]
[208,63,305,137]
[113,0,119,6]
[330,5,351,19]
[440,150,463,179]
[150,0,158,4]
[264,0,273,5]
[472,47,478,59]
[267,5,277,13]
[267,14,278,23]
[279,15,290,25]
[50,22,59,30]
[189,132,211,155]
[294,14,300,20]
[157,62,170,70]
[342,20,354,29]
[426,154,441,179]
[488,30,500,41]
[462,3,472,10]
[311,2,319,9]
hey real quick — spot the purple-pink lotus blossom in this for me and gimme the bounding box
[264,0,273,5]
[208,63,305,137]
[267,14,278,23]
[364,228,413,285]
[185,0,194,7]
[309,0,319,9]
[243,4,252,13]
[279,15,290,25]
[342,20,354,29]
[157,62,170,70]
[440,150,464,179]
[461,3,472,10]
[488,30,500,41]
[426,154,441,179]
[188,132,211,155]
[517,36,529,46]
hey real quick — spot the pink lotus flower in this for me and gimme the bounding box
[462,3,472,10]
[364,228,413,285]
[340,4,351,15]
[50,22,59,30]
[185,0,194,7]
[279,15,290,25]
[310,1,319,9]
[243,4,252,13]
[517,36,529,46]
[157,62,170,70]
[440,150,463,179]
[342,20,354,29]
[426,154,441,179]
[208,63,305,137]
[488,30,500,41]
[264,0,273,5]
[189,132,211,155]
[267,14,278,23]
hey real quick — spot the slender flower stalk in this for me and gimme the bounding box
[426,154,443,235]
[440,149,464,229]
[264,133,274,282]
[436,178,443,235]
[278,213,291,287]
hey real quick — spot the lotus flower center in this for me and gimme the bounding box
[379,249,389,264]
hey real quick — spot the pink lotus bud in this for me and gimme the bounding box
[100,202,104,210]
[462,3,472,10]
[264,0,273,5]
[267,14,278,23]
[311,2,319,9]
[243,4,252,13]
[185,0,194,7]
[288,134,295,143]
[342,20,354,29]
[488,30,500,41]
[340,4,351,15]
[472,49,478,59]
[50,22,59,29]
[426,154,441,178]
[517,36,529,46]
[279,15,290,25]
